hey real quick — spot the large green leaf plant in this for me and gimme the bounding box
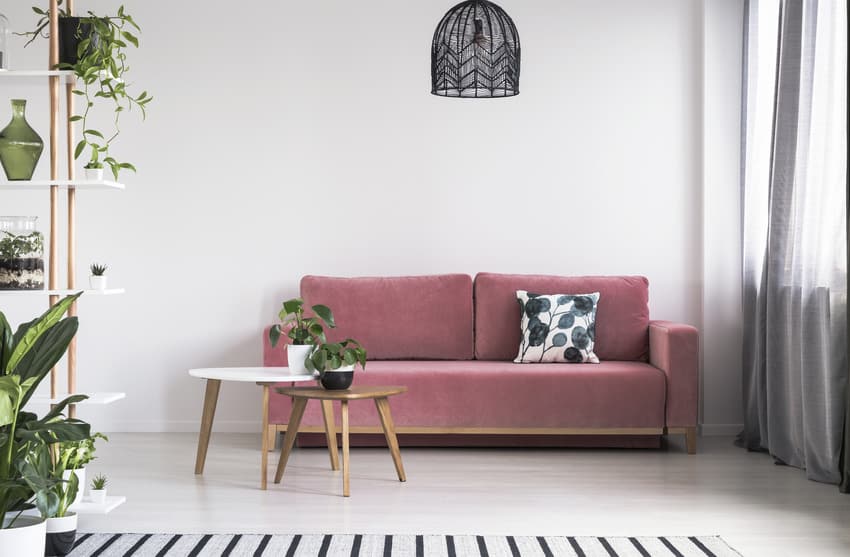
[0,293,92,528]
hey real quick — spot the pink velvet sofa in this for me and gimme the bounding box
[263,273,699,453]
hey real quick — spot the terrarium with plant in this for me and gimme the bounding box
[0,216,44,290]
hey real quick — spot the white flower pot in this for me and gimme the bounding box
[61,468,85,506]
[286,344,315,375]
[89,489,107,505]
[0,515,46,557]
[89,275,107,290]
[45,513,77,557]
[84,167,104,181]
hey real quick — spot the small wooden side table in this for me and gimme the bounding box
[188,367,335,490]
[274,385,408,497]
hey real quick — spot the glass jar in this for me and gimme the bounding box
[0,12,8,70]
[0,216,44,290]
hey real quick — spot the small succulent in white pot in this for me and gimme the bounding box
[89,473,108,504]
[89,263,107,290]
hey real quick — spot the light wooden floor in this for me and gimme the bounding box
[79,433,850,557]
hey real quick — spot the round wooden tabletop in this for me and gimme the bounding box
[276,385,407,400]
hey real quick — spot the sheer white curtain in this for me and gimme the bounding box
[740,0,847,483]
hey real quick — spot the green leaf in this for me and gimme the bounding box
[121,31,139,48]
[5,294,82,375]
[342,350,356,366]
[314,350,327,371]
[269,325,281,347]
[0,375,22,427]
[74,140,86,160]
[282,298,303,315]
[69,115,83,122]
[0,311,13,373]
[83,129,104,138]
[311,305,335,328]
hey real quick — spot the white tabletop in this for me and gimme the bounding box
[188,367,317,383]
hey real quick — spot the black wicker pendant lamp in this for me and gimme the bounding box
[431,0,521,98]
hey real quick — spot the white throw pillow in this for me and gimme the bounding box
[514,290,600,364]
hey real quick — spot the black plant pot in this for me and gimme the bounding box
[57,17,99,66]
[44,514,77,556]
[320,370,354,390]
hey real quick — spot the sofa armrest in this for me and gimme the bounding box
[648,320,699,428]
[263,325,289,367]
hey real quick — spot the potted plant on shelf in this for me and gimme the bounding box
[89,262,107,290]
[19,3,152,180]
[0,293,91,557]
[83,162,103,181]
[58,432,107,506]
[305,339,367,390]
[269,298,335,375]
[88,474,107,505]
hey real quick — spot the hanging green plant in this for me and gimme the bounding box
[18,3,152,180]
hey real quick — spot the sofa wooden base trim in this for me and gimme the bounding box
[267,424,697,454]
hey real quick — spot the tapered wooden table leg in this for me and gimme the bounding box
[194,378,221,475]
[260,385,270,490]
[341,400,350,497]
[321,400,340,471]
[274,398,308,483]
[375,397,406,482]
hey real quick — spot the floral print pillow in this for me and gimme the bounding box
[514,290,600,363]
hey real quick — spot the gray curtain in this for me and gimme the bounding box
[740,0,848,485]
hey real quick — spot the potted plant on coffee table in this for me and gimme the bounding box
[269,297,335,375]
[305,339,367,390]
[0,293,91,557]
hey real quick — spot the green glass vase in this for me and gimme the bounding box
[0,99,45,181]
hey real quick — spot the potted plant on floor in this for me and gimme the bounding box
[0,293,91,557]
[88,474,108,505]
[305,339,367,390]
[19,3,151,180]
[269,297,335,375]
[25,439,81,557]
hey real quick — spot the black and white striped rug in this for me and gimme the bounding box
[67,533,742,556]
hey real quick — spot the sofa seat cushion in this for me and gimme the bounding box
[284,360,666,429]
[301,274,474,360]
[474,273,651,362]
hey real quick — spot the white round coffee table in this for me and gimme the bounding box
[188,367,320,489]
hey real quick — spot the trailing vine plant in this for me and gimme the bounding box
[19,3,152,179]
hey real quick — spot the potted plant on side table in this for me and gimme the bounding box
[305,339,367,390]
[0,293,91,557]
[269,297,335,375]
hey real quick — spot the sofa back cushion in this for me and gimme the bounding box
[474,273,650,361]
[301,274,474,360]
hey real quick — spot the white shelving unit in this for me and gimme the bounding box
[2,3,127,517]
[0,179,125,190]
[0,69,75,81]
[69,496,126,515]
[0,288,125,296]
[28,392,127,406]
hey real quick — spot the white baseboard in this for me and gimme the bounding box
[99,420,262,433]
[699,423,742,436]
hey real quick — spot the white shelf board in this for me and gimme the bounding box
[0,288,125,296]
[0,70,75,82]
[0,179,124,190]
[69,495,126,515]
[27,391,126,406]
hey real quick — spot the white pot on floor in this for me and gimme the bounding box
[0,515,47,557]
[286,344,314,375]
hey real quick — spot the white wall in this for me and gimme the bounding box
[0,0,742,433]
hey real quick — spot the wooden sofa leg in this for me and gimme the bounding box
[686,426,697,454]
